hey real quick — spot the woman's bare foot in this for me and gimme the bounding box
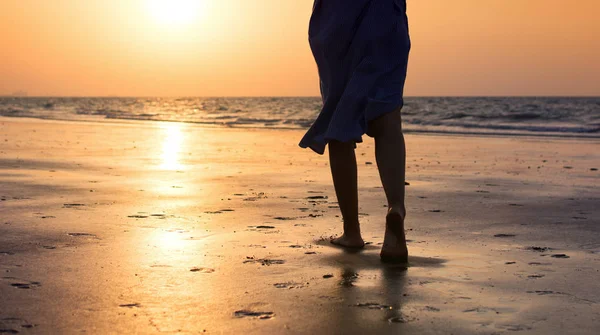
[330,233,365,249]
[380,211,408,264]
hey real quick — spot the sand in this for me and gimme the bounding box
[1,116,599,334]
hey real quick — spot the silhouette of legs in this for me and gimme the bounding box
[327,108,407,261]
[328,140,365,248]
[369,108,408,263]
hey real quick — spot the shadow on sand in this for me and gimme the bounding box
[308,242,448,331]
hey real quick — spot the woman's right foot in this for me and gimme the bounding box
[330,233,365,249]
[380,211,408,264]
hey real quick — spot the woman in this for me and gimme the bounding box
[299,0,411,263]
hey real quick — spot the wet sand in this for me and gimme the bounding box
[1,116,599,334]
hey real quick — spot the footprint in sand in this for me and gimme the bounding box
[0,317,37,333]
[3,277,41,290]
[119,303,141,308]
[498,324,533,332]
[67,232,99,239]
[463,307,500,314]
[190,267,215,273]
[273,217,295,221]
[388,315,412,323]
[245,245,267,249]
[63,203,85,209]
[527,290,564,296]
[354,303,392,310]
[526,246,552,252]
[494,234,516,238]
[527,274,545,279]
[243,192,267,202]
[10,283,40,289]
[306,196,328,200]
[273,282,305,289]
[251,225,276,230]
[234,310,274,320]
[128,215,149,219]
[243,257,285,266]
[3,196,32,201]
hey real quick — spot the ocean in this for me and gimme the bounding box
[1,97,599,138]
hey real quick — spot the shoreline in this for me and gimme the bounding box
[3,115,600,142]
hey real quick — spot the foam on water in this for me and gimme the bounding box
[0,97,598,137]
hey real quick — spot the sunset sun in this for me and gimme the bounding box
[147,0,204,25]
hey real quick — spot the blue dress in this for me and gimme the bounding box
[299,0,411,154]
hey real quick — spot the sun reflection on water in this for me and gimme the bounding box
[160,123,186,170]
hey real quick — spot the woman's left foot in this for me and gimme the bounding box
[330,234,365,249]
[380,211,408,264]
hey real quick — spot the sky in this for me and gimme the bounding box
[0,0,599,97]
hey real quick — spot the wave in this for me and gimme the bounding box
[1,96,599,138]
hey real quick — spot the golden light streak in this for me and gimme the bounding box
[160,123,185,171]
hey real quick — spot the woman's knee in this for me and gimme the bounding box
[367,108,402,138]
[328,140,355,152]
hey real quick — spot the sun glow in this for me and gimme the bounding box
[160,123,185,171]
[147,0,205,25]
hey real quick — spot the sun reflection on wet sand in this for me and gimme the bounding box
[160,123,186,171]
[158,229,188,251]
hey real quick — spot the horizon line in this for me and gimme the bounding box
[1,95,599,99]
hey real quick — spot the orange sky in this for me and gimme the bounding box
[1,0,599,97]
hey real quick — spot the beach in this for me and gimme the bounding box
[1,116,599,334]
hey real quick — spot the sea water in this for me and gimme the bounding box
[1,97,598,138]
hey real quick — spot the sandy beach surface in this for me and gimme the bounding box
[1,116,599,334]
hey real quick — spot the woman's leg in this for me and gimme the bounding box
[328,140,364,248]
[368,109,408,262]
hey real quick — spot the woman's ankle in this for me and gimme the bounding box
[387,205,406,219]
[342,223,362,237]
